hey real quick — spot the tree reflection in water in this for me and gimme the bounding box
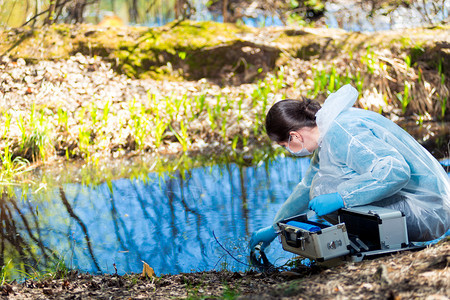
[0,156,312,280]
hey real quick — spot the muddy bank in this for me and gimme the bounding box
[1,238,448,299]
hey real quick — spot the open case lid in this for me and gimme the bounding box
[339,205,405,222]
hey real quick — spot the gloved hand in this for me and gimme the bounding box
[249,225,277,251]
[308,192,344,216]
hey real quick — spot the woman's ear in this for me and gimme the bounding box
[288,130,301,141]
[287,131,296,140]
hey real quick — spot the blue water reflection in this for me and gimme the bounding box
[18,156,311,276]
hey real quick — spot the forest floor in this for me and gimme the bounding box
[2,238,448,299]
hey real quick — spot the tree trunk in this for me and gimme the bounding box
[223,0,228,23]
[128,0,139,23]
[44,0,60,24]
[175,0,180,20]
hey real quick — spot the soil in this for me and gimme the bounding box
[1,238,448,299]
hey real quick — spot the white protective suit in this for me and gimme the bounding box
[273,84,450,241]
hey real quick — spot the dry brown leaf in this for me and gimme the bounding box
[142,261,155,278]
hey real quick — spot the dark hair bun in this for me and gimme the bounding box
[302,97,321,121]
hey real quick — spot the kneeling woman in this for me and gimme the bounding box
[250,84,450,251]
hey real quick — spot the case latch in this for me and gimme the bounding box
[283,228,308,250]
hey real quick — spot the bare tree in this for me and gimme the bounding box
[223,0,228,22]
[22,0,73,27]
[175,0,181,19]
[108,0,116,15]
[44,0,61,24]
[174,0,195,20]
[128,0,139,23]
[65,0,90,23]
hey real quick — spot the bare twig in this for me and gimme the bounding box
[21,0,72,27]
[212,230,252,267]
[420,0,434,24]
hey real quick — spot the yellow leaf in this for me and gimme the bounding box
[142,261,155,278]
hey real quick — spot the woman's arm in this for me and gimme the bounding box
[329,122,411,207]
[272,152,320,226]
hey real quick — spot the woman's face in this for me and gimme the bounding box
[278,126,320,153]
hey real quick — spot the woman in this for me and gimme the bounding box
[250,84,450,251]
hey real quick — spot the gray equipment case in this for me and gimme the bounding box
[277,205,413,262]
[278,215,350,261]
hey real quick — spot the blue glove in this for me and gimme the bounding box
[249,225,277,251]
[308,192,344,216]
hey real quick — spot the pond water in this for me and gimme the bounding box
[2,155,449,280]
[2,155,310,279]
